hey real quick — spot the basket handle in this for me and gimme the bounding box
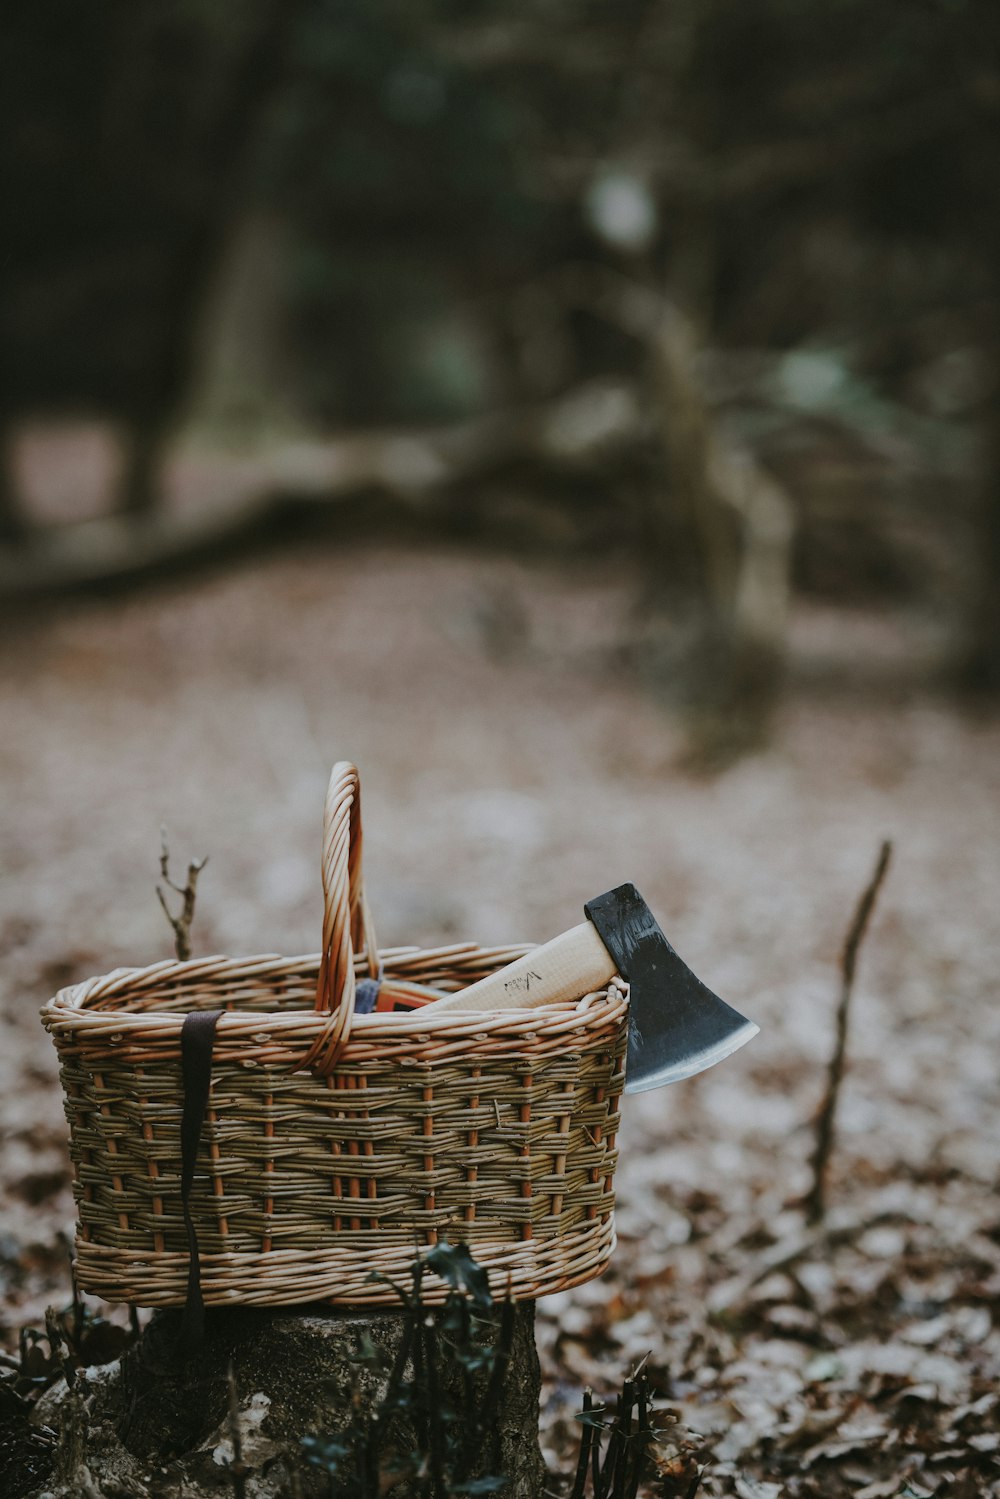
[308,763,380,1072]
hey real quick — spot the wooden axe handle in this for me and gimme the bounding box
[429,921,616,1012]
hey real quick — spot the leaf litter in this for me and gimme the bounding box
[0,545,998,1495]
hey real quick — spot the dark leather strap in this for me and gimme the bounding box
[178,1010,222,1354]
[176,976,384,1345]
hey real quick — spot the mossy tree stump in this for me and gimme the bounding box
[31,1300,546,1498]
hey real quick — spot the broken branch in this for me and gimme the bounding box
[226,1362,248,1499]
[156,826,207,961]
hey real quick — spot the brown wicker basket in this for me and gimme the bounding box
[42,763,628,1308]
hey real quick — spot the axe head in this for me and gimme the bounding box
[584,883,758,1093]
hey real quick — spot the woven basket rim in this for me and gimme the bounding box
[41,945,629,1048]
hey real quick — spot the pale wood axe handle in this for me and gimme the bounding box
[428,921,616,1012]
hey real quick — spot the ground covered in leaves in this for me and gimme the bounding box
[1,542,998,1496]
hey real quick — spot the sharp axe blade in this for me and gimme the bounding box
[584,883,758,1093]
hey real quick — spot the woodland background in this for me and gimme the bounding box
[1,3,999,1496]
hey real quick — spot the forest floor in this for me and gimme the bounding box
[1,540,998,1497]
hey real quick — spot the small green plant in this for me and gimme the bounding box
[2,1271,141,1499]
[4,1268,139,1402]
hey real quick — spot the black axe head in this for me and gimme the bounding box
[584,883,758,1093]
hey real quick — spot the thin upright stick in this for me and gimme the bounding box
[570,1390,597,1499]
[156,826,207,961]
[226,1362,248,1499]
[803,839,892,1224]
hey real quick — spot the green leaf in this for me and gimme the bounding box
[423,1242,493,1308]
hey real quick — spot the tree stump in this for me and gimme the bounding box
[31,1302,546,1498]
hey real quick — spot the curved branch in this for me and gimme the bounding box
[0,381,639,603]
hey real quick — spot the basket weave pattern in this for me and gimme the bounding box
[43,765,628,1306]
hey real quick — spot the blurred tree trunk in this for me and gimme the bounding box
[118,0,303,520]
[562,267,793,745]
[0,432,26,543]
[959,76,1000,695]
[963,363,1000,690]
[643,299,793,756]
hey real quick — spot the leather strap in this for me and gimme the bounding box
[178,1009,222,1354]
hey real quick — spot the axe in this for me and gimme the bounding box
[428,882,758,1093]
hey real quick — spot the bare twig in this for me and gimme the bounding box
[226,1361,248,1499]
[156,826,207,961]
[45,1306,75,1389]
[803,840,893,1224]
[286,1469,304,1499]
[570,1389,598,1499]
[568,1370,659,1499]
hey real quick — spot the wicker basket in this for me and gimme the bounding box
[42,763,628,1308]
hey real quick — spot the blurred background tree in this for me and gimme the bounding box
[1,0,998,700]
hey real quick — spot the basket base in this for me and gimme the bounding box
[74,1220,616,1307]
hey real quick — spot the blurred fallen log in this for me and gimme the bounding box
[0,379,640,603]
[1,282,795,756]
